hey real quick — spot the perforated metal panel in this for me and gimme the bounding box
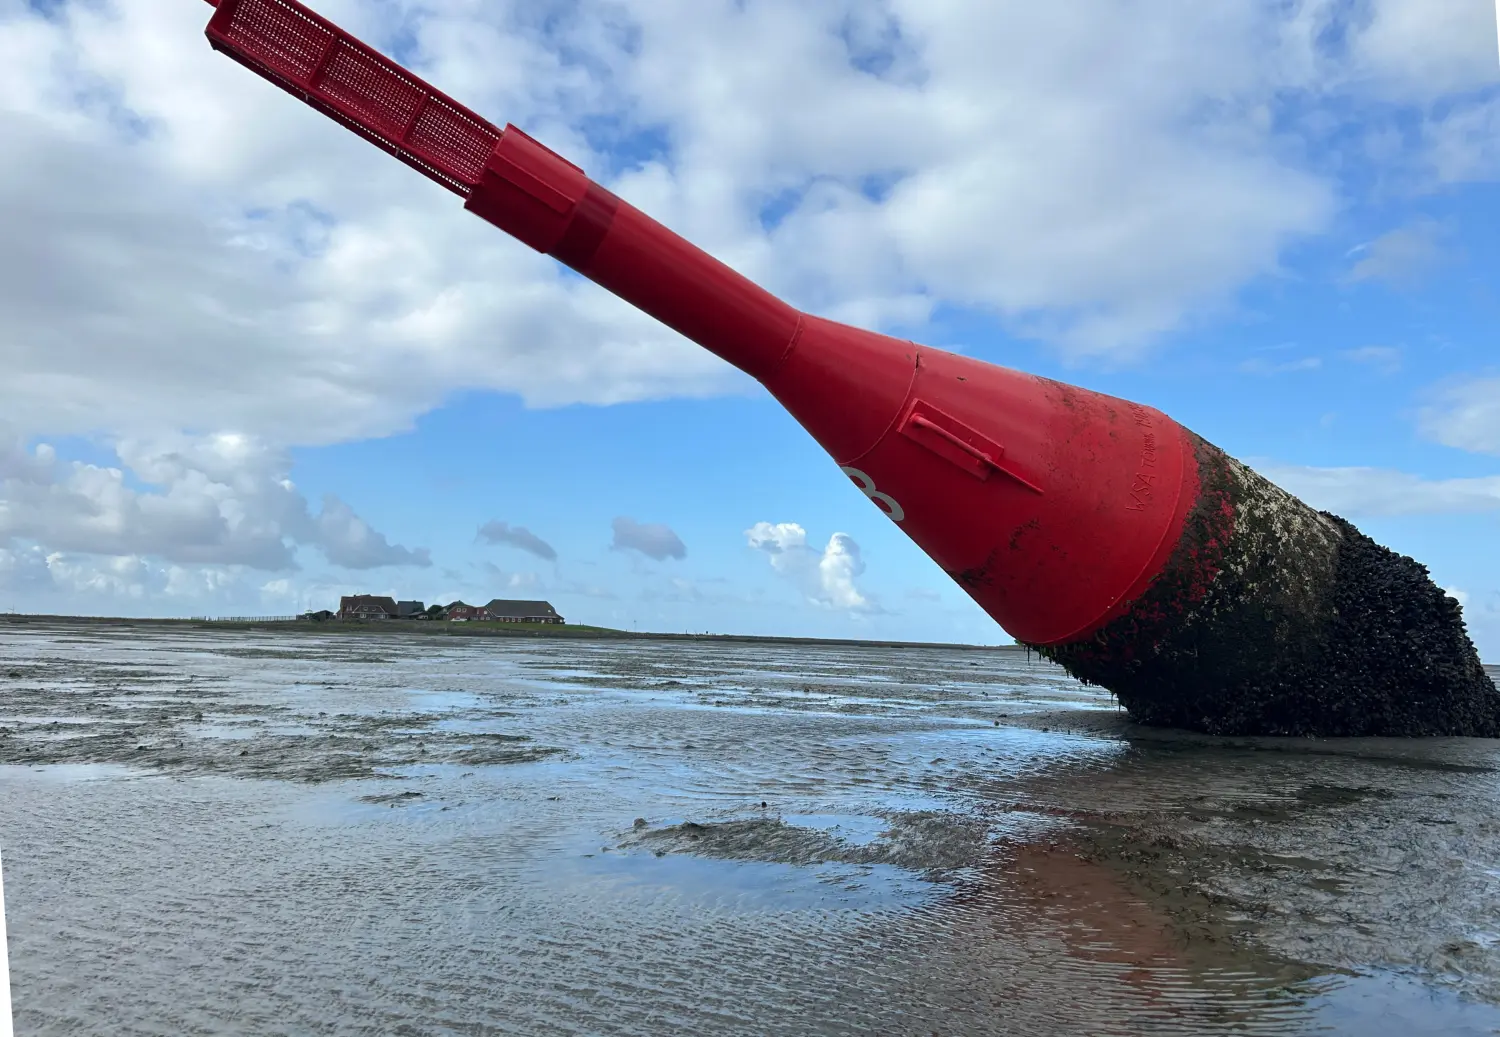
[206,0,500,195]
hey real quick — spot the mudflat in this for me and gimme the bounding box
[3,620,1499,1036]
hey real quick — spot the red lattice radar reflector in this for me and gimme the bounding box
[206,0,500,195]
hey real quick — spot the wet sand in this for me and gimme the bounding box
[2,621,1499,1035]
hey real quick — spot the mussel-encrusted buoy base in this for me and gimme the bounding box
[1031,433,1500,737]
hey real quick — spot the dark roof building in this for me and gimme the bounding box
[396,600,426,618]
[339,595,398,620]
[480,599,564,624]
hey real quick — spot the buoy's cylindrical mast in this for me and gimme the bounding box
[206,0,801,381]
[464,127,804,382]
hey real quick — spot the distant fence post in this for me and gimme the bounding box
[199,615,301,623]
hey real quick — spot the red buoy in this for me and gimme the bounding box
[200,0,1497,736]
[466,124,1198,649]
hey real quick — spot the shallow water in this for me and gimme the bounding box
[2,622,1500,1035]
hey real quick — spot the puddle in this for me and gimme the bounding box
[1306,971,1500,1035]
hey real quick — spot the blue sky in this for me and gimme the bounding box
[1,0,1498,655]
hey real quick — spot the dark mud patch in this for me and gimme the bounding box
[0,721,566,783]
[338,711,444,731]
[451,733,563,768]
[359,790,425,806]
[0,656,565,783]
[1293,783,1394,808]
[618,811,992,880]
[208,647,329,660]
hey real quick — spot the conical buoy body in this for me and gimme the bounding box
[765,318,1198,649]
[203,0,1499,736]
[466,127,1202,648]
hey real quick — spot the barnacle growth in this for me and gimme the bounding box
[1031,434,1499,737]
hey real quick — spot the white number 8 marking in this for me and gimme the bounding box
[840,466,905,522]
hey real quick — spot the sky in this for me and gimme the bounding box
[0,0,1498,655]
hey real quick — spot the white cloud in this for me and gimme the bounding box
[745,520,877,612]
[1,0,1494,442]
[1345,0,1500,101]
[43,554,155,601]
[0,545,296,616]
[1424,97,1500,184]
[260,578,294,600]
[1362,0,1500,185]
[731,1,1339,358]
[0,0,736,449]
[0,426,428,572]
[0,545,55,594]
[314,495,431,569]
[477,520,558,561]
[1419,378,1500,457]
[1345,220,1447,287]
[817,532,871,611]
[611,517,687,561]
[1446,586,1470,610]
[3,0,1487,457]
[1258,462,1500,517]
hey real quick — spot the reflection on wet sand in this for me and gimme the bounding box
[968,838,1320,1033]
[1010,840,1227,1017]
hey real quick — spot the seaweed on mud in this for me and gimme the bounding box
[1033,433,1499,737]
